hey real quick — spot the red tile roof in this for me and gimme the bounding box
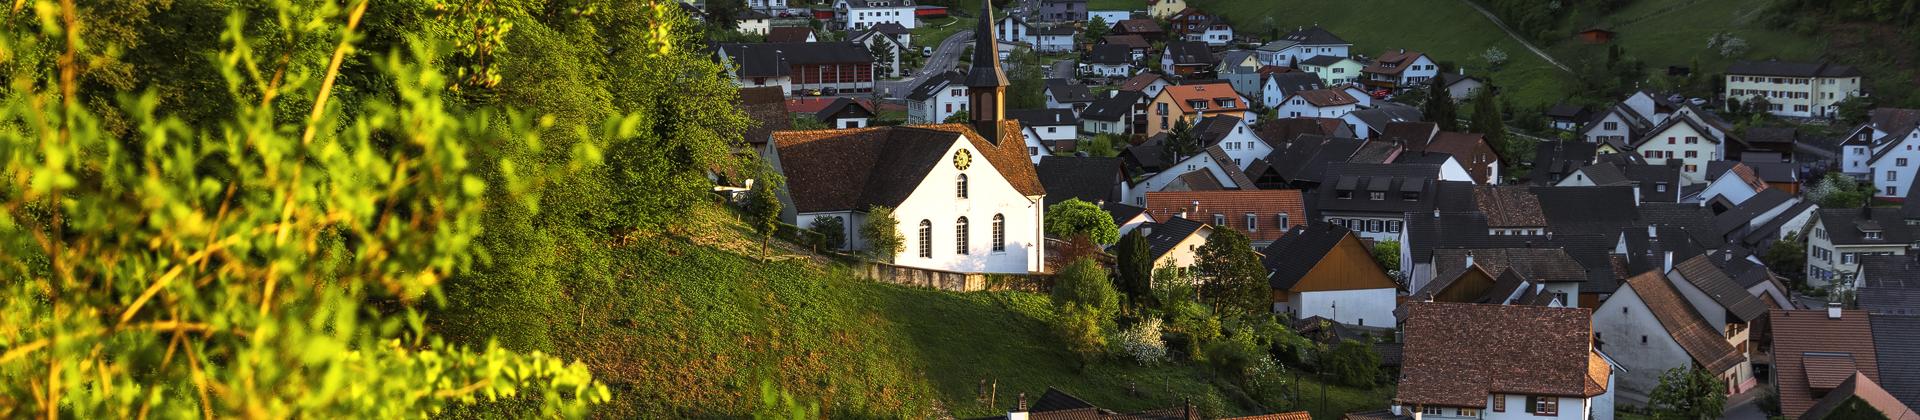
[1143,190,1306,242]
[1770,308,1881,418]
[771,121,1044,213]
[1398,302,1607,408]
[1158,84,1247,114]
[1363,50,1428,76]
[1294,88,1359,107]
[1801,373,1920,420]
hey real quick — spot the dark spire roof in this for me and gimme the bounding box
[966,1,1010,88]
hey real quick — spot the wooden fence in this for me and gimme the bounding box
[854,262,1049,293]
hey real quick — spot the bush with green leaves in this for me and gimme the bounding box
[1051,258,1120,315]
[1649,366,1727,420]
[861,205,906,261]
[1321,339,1384,387]
[1046,198,1121,245]
[0,1,609,416]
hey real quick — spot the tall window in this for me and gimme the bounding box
[1277,212,1289,228]
[918,220,933,258]
[957,174,969,198]
[992,214,1006,252]
[956,217,970,254]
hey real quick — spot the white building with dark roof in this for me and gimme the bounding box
[1723,59,1862,118]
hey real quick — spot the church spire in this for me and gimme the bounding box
[965,0,1009,142]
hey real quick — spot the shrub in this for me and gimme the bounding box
[808,216,847,250]
[1116,318,1169,366]
[1051,258,1120,315]
[1322,339,1384,387]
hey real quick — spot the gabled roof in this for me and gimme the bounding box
[1346,104,1425,133]
[1142,216,1207,262]
[1258,134,1366,184]
[1103,202,1149,226]
[1046,79,1096,103]
[1264,72,1325,99]
[1705,161,1770,193]
[772,122,1044,213]
[1317,163,1448,215]
[1290,89,1359,107]
[1727,59,1861,78]
[1255,39,1299,52]
[1164,40,1215,65]
[1146,190,1306,243]
[1082,91,1143,122]
[1113,18,1163,34]
[906,70,964,101]
[1398,302,1607,407]
[1380,122,1438,147]
[1529,141,1600,186]
[1800,373,1920,420]
[1118,72,1166,92]
[1857,255,1920,315]
[1281,25,1348,45]
[738,86,792,146]
[1362,50,1428,76]
[1255,118,1346,148]
[1158,84,1245,114]
[1817,207,1914,246]
[1631,112,1720,147]
[1101,34,1150,49]
[1088,43,1134,65]
[1299,55,1347,67]
[1531,186,1641,235]
[1473,186,1546,228]
[1870,314,1920,409]
[716,42,875,77]
[766,26,816,43]
[814,97,874,121]
[1620,271,1745,373]
[1433,248,1589,284]
[1771,308,1881,417]
[1037,156,1122,206]
[1260,222,1362,290]
[1009,108,1078,127]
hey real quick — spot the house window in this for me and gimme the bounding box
[1457,408,1480,416]
[1245,213,1257,231]
[956,217,970,254]
[1369,192,1385,200]
[1656,182,1668,192]
[1421,406,1444,415]
[1029,147,1039,155]
[992,214,1005,252]
[1212,214,1226,227]
[1685,136,1699,144]
[1531,396,1558,416]
[1603,122,1618,130]
[1901,158,1910,167]
[1492,394,1506,412]
[1889,171,1899,182]
[1367,219,1382,232]
[1685,150,1698,158]
[1277,212,1290,228]
[1387,220,1402,233]
[918,220,933,258]
[957,174,969,198]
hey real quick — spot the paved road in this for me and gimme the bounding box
[1049,58,1076,79]
[1455,0,1571,73]
[879,29,973,98]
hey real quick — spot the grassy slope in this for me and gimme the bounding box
[553,205,1388,418]
[1543,0,1827,81]
[1187,0,1576,108]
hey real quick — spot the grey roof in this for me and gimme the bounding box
[1120,133,1174,173]
[1316,163,1448,215]
[1143,216,1206,262]
[1037,156,1123,206]
[1870,314,1920,408]
[1103,202,1148,225]
[1726,59,1862,78]
[1265,72,1326,99]
[1528,141,1600,185]
[906,70,964,101]
[1745,126,1798,144]
[1437,72,1481,88]
[1281,25,1349,45]
[716,42,874,77]
[1817,207,1915,246]
[1008,108,1078,127]
[1087,43,1133,65]
[1255,39,1299,52]
[1531,186,1641,235]
[1261,222,1356,290]
[1164,40,1215,65]
[1260,134,1366,184]
[1220,50,1258,68]
[1045,79,1096,103]
[966,1,1010,88]
[814,97,873,121]
[1858,254,1920,316]
[1708,189,1793,239]
[1671,255,1771,323]
[1544,104,1587,119]
[1434,248,1590,284]
[1081,90,1143,122]
[1641,202,1722,248]
[1347,105,1425,135]
[1299,54,1346,67]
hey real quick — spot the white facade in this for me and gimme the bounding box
[1193,26,1233,47]
[1692,170,1763,207]
[1033,34,1075,54]
[836,0,917,30]
[1275,94,1357,119]
[1632,122,1720,184]
[1281,288,1397,328]
[1867,129,1920,198]
[1663,270,1755,390]
[907,82,969,124]
[1591,284,1703,405]
[1089,62,1132,78]
[1429,155,1476,184]
[1021,126,1049,164]
[738,17,771,35]
[1276,44,1350,68]
[1214,118,1271,170]
[995,16,1028,44]
[1088,10,1130,25]
[1581,109,1637,144]
[1403,386,1612,420]
[1388,54,1440,87]
[1724,72,1862,118]
[1344,86,1373,108]
[1803,218,1906,287]
[1125,152,1240,206]
[890,139,1045,273]
[1152,226,1212,270]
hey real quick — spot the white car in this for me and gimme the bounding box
[1689,98,1708,106]
[922,46,933,56]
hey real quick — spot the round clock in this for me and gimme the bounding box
[954,149,972,170]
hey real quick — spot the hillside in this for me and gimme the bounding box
[535,205,1389,418]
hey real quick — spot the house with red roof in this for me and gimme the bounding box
[1395,302,1615,420]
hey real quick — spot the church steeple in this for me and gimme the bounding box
[965,0,1009,142]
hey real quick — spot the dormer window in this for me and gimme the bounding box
[1337,190,1353,199]
[1866,231,1883,239]
[1212,214,1226,226]
[1369,192,1385,200]
[1245,213,1257,231]
[1401,191,1420,200]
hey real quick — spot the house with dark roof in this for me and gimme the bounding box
[1708,188,1815,249]
[1274,88,1359,119]
[1138,216,1211,271]
[1840,108,1920,179]
[1798,372,1920,420]
[1661,255,1768,392]
[1080,90,1145,135]
[1261,25,1352,68]
[1432,248,1587,305]
[1531,141,1600,185]
[1869,314,1920,411]
[1544,104,1590,132]
[1805,207,1917,287]
[1160,40,1217,77]
[833,0,917,31]
[1260,223,1399,327]
[1144,190,1305,245]
[1037,156,1126,206]
[1109,18,1165,43]
[1119,72,1171,97]
[715,42,877,94]
[1764,307,1880,418]
[813,97,875,128]
[766,26,817,43]
[1099,34,1151,61]
[1298,55,1364,86]
[1593,270,1747,405]
[1009,108,1079,157]
[1104,202,1154,237]
[1394,302,1614,419]
[737,86,793,155]
[906,70,968,123]
[1085,44,1136,77]
[1693,161,1770,211]
[1341,104,1423,140]
[1856,255,1920,316]
[1043,79,1095,115]
[1724,59,1863,118]
[1315,163,1451,242]
[1359,49,1438,92]
[1190,114,1269,170]
[1435,72,1485,102]
[1409,263,1561,308]
[1550,154,1684,203]
[1629,109,1726,184]
[1260,71,1326,109]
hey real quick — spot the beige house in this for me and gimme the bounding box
[1141,216,1212,271]
[1723,60,1862,118]
[1147,0,1185,18]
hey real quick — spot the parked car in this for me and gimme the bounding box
[821,87,838,96]
[1689,97,1708,106]
[1370,89,1392,99]
[922,46,934,56]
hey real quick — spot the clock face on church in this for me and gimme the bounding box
[953,149,972,170]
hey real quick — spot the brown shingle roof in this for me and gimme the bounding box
[1621,271,1744,373]
[1800,373,1920,420]
[1398,302,1606,407]
[772,121,1043,213]
[1294,88,1358,107]
[1362,50,1427,76]
[1422,132,1497,183]
[1143,190,1306,242]
[1433,248,1587,284]
[738,86,792,146]
[766,26,815,43]
[1771,308,1881,418]
[1473,186,1546,228]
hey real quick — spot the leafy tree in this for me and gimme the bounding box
[1046,199,1121,245]
[1482,47,1509,69]
[1080,134,1125,157]
[1423,76,1459,131]
[1115,230,1155,308]
[808,216,848,250]
[1164,118,1200,159]
[1052,258,1121,316]
[870,41,897,77]
[0,1,610,415]
[944,110,970,123]
[1762,233,1807,287]
[1471,88,1524,176]
[1054,305,1110,368]
[1083,16,1110,42]
[1372,240,1402,273]
[1193,229,1270,316]
[860,205,906,261]
[1006,48,1048,109]
[1838,96,1874,126]
[705,0,744,31]
[1649,367,1728,420]
[1807,173,1868,209]
[1116,318,1169,365]
[750,179,784,258]
[1323,339,1384,387]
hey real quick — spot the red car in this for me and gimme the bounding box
[1370,89,1392,99]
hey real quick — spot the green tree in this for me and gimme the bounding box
[1052,258,1121,315]
[1471,88,1522,175]
[1083,16,1110,42]
[1164,118,1200,159]
[944,110,970,123]
[1046,199,1121,245]
[1193,229,1270,316]
[1649,367,1728,420]
[1080,133,1125,157]
[1054,305,1110,368]
[750,179,784,258]
[1423,77,1459,131]
[808,216,848,250]
[1006,48,1048,109]
[1807,172,1868,209]
[861,205,906,261]
[0,1,609,415]
[1762,233,1808,287]
[1372,240,1402,273]
[705,0,744,31]
[870,41,897,77]
[1322,339,1385,387]
[1115,230,1155,309]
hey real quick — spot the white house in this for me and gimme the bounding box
[835,0,917,30]
[1360,49,1439,92]
[849,28,908,78]
[1258,26,1351,67]
[1261,72,1325,110]
[905,71,968,124]
[1629,116,1722,184]
[995,15,1029,44]
[1275,89,1359,119]
[1661,256,1766,394]
[1085,44,1135,78]
[1019,125,1049,164]
[770,121,1045,274]
[1690,163,1768,208]
[1804,208,1910,287]
[1088,10,1131,25]
[1192,114,1269,170]
[1010,108,1079,158]
[1396,302,1616,420]
[736,10,772,35]
[1080,90,1143,135]
[1723,60,1862,118]
[746,0,789,12]
[1193,23,1233,47]
[1141,216,1212,271]
[1044,79,1095,115]
[1592,271,1746,405]
[1260,223,1400,328]
[1124,145,1255,206]
[1030,26,1076,54]
[1840,108,1920,180]
[1866,126,1920,198]
[1299,55,1363,86]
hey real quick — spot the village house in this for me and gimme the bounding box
[1544,104,1589,132]
[1865,118,1920,198]
[1797,373,1920,420]
[1036,156,1127,207]
[1431,247,1589,309]
[1258,26,1352,68]
[1140,216,1212,272]
[1663,256,1768,392]
[1299,55,1364,86]
[848,26,908,78]
[1110,18,1166,43]
[1146,83,1250,137]
[1119,72,1172,98]
[812,97,874,128]
[1168,8,1232,46]
[1856,254,1920,316]
[1261,222,1398,327]
[1434,72,1485,102]
[1079,90,1144,135]
[1723,59,1862,118]
[1361,49,1439,92]
[1261,70,1324,109]
[1342,104,1424,140]
[1867,314,1920,409]
[1008,108,1078,157]
[1105,202,1154,237]
[1099,34,1151,61]
[993,15,1028,44]
[735,10,772,35]
[1044,79,1096,114]
[1805,207,1913,287]
[1146,0,1185,18]
[1085,44,1135,78]
[1592,271,1747,405]
[1395,302,1616,420]
[746,0,788,13]
[1315,163,1451,242]
[1408,263,1562,308]
[1839,108,1920,180]
[766,27,816,43]
[1161,40,1217,77]
[1124,144,1260,205]
[1190,115,1269,169]
[1145,189,1305,247]
[1218,51,1263,101]
[715,42,877,94]
[1275,89,1360,119]
[1036,0,1087,22]
[1087,10,1130,25]
[1629,112,1724,184]
[905,70,967,123]
[768,9,1045,274]
[1764,307,1880,418]
[834,0,917,30]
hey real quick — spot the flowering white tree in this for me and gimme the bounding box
[1482,47,1509,68]
[1116,318,1168,366]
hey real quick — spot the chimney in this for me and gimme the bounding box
[1432,209,1441,219]
[1647,225,1657,239]
[1827,302,1843,319]
[1191,200,1202,214]
[1662,251,1675,273]
[1465,250,1475,268]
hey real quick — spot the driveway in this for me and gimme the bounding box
[1722,386,1769,420]
[878,29,972,98]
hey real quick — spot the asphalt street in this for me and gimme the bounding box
[878,29,972,98]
